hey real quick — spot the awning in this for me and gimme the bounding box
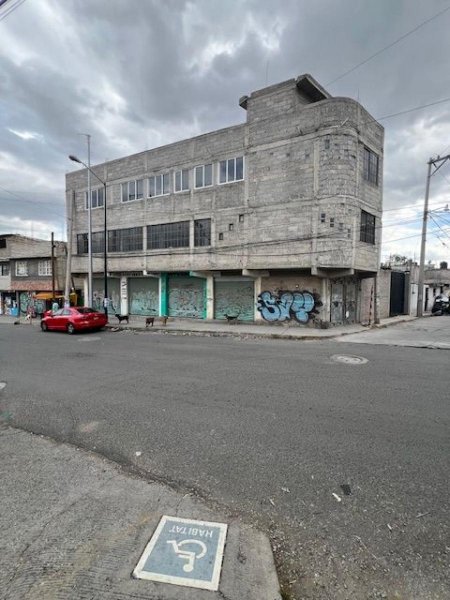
[34,292,63,300]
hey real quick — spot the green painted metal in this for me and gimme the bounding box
[168,274,206,318]
[128,278,159,315]
[160,273,168,316]
[93,277,120,314]
[214,280,255,321]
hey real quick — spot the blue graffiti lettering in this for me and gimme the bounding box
[257,290,321,324]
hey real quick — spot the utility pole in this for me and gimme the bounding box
[417,154,450,317]
[79,133,92,307]
[51,231,56,301]
[64,191,75,307]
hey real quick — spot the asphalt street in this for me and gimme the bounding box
[0,320,449,599]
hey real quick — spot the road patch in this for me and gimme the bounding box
[330,354,368,365]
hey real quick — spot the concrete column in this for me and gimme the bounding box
[83,276,89,306]
[120,276,128,315]
[321,278,329,322]
[159,273,168,316]
[254,276,263,321]
[206,275,214,319]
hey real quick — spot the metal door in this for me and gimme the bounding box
[128,278,159,316]
[214,280,255,321]
[390,271,406,316]
[168,275,206,318]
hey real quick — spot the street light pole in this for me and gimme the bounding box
[68,154,108,320]
[79,134,92,307]
[417,154,450,317]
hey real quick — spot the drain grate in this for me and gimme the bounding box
[330,354,368,365]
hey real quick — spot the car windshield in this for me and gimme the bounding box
[75,307,96,314]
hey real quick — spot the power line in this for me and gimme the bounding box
[326,4,450,86]
[0,185,66,218]
[0,0,26,22]
[372,96,450,123]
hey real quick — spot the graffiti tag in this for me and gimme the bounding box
[257,290,321,323]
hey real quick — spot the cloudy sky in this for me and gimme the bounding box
[1,0,450,265]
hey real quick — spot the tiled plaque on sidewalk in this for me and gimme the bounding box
[133,515,228,591]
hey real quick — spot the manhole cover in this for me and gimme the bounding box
[330,354,368,365]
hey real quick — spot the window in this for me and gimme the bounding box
[149,173,169,197]
[76,232,105,254]
[121,179,144,202]
[147,221,189,250]
[218,232,224,241]
[330,218,335,228]
[0,263,9,276]
[15,261,28,276]
[239,214,244,223]
[108,227,143,252]
[85,187,104,209]
[195,164,213,188]
[194,219,211,247]
[363,147,379,185]
[360,210,376,244]
[0,238,6,249]
[219,156,244,184]
[320,213,326,223]
[324,138,330,149]
[174,169,189,192]
[228,223,234,231]
[38,260,52,276]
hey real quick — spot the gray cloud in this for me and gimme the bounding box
[1,0,450,261]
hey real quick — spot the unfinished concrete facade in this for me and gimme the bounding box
[66,74,384,324]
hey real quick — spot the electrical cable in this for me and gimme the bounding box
[0,0,26,22]
[326,4,450,86]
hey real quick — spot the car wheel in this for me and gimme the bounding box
[41,321,48,332]
[67,323,75,335]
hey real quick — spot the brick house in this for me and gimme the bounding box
[0,234,66,316]
[66,74,384,325]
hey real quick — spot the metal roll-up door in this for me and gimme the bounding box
[93,277,120,314]
[168,275,206,318]
[128,277,159,316]
[214,280,254,321]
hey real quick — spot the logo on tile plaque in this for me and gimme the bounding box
[133,515,228,591]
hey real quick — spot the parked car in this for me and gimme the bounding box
[41,307,107,334]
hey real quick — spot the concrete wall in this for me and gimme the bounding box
[67,76,383,278]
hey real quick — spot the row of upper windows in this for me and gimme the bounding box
[77,219,212,254]
[84,156,244,209]
[13,260,52,277]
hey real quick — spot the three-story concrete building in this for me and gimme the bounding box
[66,74,383,324]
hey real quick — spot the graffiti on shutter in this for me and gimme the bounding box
[214,280,254,321]
[128,278,159,315]
[93,278,120,314]
[168,276,205,318]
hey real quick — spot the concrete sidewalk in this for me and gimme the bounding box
[0,424,281,600]
[0,313,417,340]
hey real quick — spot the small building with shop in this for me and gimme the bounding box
[0,234,67,317]
[66,74,384,325]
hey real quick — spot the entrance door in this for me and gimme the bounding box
[390,271,406,316]
[168,275,206,318]
[214,280,255,321]
[128,278,159,316]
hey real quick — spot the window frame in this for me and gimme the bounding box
[121,179,144,203]
[148,173,170,197]
[174,169,190,193]
[218,156,244,185]
[38,260,52,276]
[360,210,376,244]
[147,221,190,250]
[0,262,9,276]
[108,227,143,253]
[363,147,379,186]
[85,187,105,210]
[15,261,28,276]
[194,219,211,247]
[194,164,213,189]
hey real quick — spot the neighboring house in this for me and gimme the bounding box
[66,74,384,324]
[0,234,66,316]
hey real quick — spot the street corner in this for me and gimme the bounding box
[133,516,281,599]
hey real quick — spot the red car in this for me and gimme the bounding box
[41,307,107,334]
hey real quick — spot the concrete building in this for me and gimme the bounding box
[66,74,384,325]
[0,234,66,316]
